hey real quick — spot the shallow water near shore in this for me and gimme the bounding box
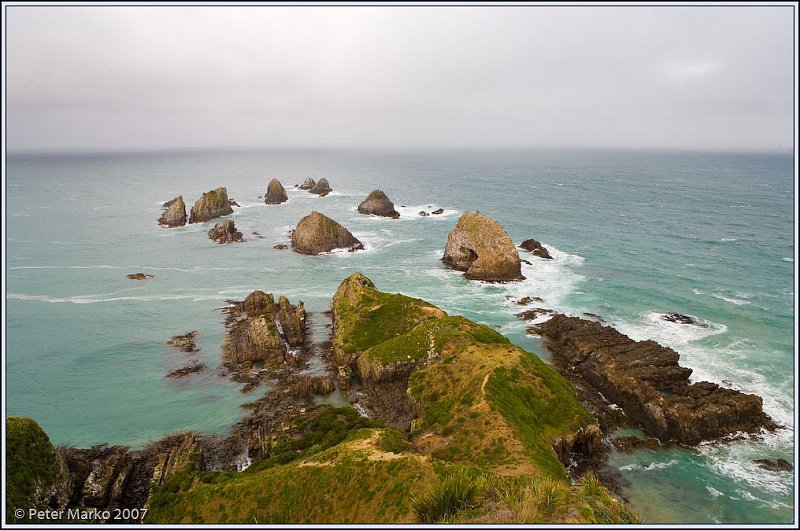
[5,148,795,523]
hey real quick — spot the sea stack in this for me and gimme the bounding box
[291,211,363,255]
[265,179,288,205]
[208,220,244,244]
[188,187,234,223]
[299,177,316,190]
[308,178,332,197]
[442,211,524,282]
[158,196,187,227]
[357,190,400,219]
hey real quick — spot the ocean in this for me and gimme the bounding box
[4,148,795,524]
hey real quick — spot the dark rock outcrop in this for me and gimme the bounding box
[188,187,234,223]
[208,220,244,244]
[357,190,400,218]
[519,238,553,259]
[158,196,187,227]
[127,273,154,280]
[166,363,207,378]
[308,178,332,196]
[167,331,199,352]
[431,208,444,215]
[662,312,706,327]
[299,177,316,190]
[222,291,305,368]
[273,244,288,250]
[419,210,430,217]
[287,376,336,398]
[516,308,554,320]
[265,179,288,204]
[754,458,793,472]
[535,315,774,444]
[442,211,524,282]
[291,211,363,255]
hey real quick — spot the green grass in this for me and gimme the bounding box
[6,417,68,522]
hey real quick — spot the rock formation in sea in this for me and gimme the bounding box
[431,208,444,215]
[222,290,305,368]
[519,238,553,259]
[167,331,199,352]
[265,178,288,205]
[273,244,288,250]
[299,177,316,190]
[357,190,400,218]
[208,219,244,244]
[158,196,187,227]
[418,210,430,216]
[291,211,363,255]
[442,211,524,282]
[662,312,706,327]
[308,178,332,196]
[127,273,154,280]
[534,314,774,444]
[166,363,207,378]
[188,187,234,223]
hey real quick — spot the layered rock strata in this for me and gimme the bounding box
[535,315,773,444]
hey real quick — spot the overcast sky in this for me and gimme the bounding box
[4,5,795,153]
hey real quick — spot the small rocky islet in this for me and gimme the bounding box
[9,182,780,524]
[357,189,400,218]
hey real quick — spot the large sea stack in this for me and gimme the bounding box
[442,211,524,282]
[265,179,288,205]
[158,196,187,227]
[208,220,244,244]
[308,178,332,197]
[299,177,316,190]
[291,211,363,255]
[357,190,400,219]
[188,187,234,223]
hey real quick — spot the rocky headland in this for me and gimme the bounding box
[158,196,187,227]
[308,178,332,196]
[534,314,774,444]
[442,211,524,282]
[357,190,400,218]
[265,178,288,204]
[291,211,363,255]
[207,219,244,244]
[188,187,234,224]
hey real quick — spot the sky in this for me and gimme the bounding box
[4,4,796,153]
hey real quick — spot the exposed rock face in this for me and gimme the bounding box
[188,187,234,223]
[357,190,400,218]
[208,220,244,244]
[299,177,316,190]
[265,179,288,204]
[519,238,553,259]
[288,375,336,398]
[127,273,154,280]
[158,196,187,227]
[222,291,305,368]
[535,315,773,444]
[308,178,332,196]
[442,211,524,282]
[291,211,363,255]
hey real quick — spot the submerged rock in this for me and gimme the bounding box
[662,312,706,327]
[265,178,288,204]
[167,331,199,353]
[188,187,234,223]
[166,363,207,378]
[158,196,187,227]
[208,220,244,244]
[308,178,332,196]
[442,211,524,282]
[299,177,316,190]
[127,273,154,280]
[357,190,400,218]
[291,211,363,255]
[273,244,288,250]
[222,290,305,368]
[535,315,774,444]
[754,458,793,472]
[519,238,553,259]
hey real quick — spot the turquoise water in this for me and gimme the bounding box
[5,148,795,523]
